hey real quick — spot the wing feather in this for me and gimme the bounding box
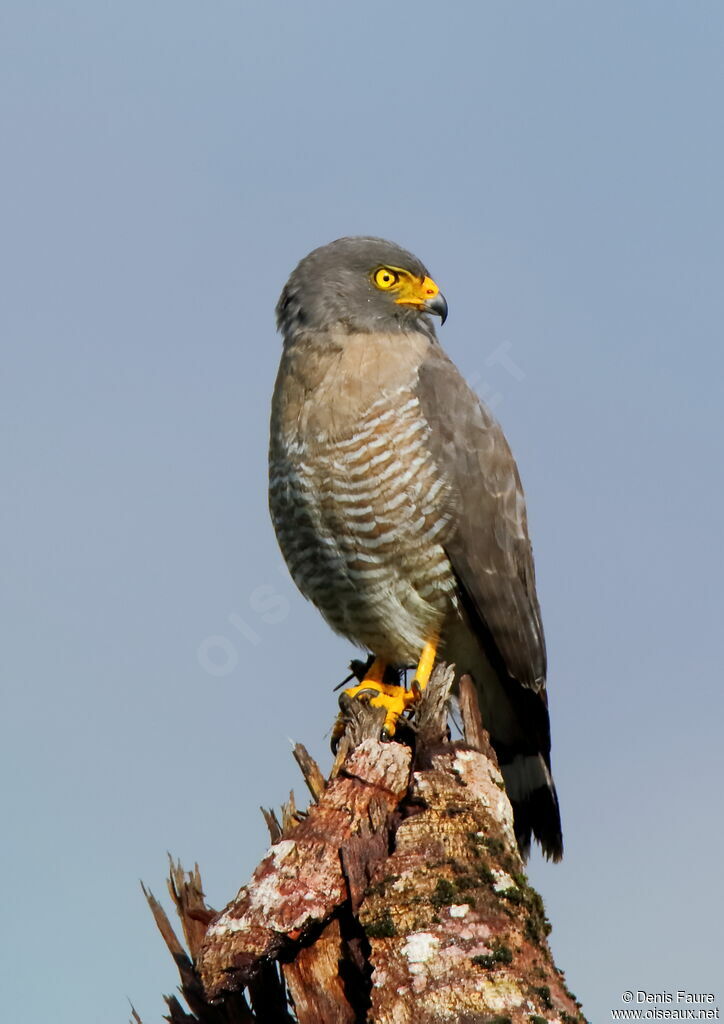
[416,347,547,692]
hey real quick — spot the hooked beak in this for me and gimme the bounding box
[394,274,448,325]
[423,291,448,324]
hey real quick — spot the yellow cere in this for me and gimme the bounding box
[372,266,441,309]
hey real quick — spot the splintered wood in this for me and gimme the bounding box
[140,665,586,1024]
[200,737,411,993]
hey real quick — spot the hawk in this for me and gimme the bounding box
[268,237,562,861]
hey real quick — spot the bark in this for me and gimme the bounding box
[138,665,586,1024]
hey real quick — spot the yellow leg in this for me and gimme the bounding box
[361,657,386,684]
[413,641,437,691]
[336,641,439,740]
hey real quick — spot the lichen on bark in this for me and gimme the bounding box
[138,665,587,1024]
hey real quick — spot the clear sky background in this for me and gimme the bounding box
[2,3,723,1021]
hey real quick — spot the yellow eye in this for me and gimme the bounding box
[373,267,399,290]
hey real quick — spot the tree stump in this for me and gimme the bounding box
[138,664,586,1023]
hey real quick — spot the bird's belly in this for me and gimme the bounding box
[269,398,457,662]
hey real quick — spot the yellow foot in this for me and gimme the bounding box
[333,643,439,743]
[342,676,418,737]
[333,658,411,742]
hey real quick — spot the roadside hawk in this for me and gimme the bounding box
[268,237,562,861]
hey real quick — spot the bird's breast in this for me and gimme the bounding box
[269,366,459,661]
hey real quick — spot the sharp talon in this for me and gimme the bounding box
[337,675,415,738]
[330,719,343,753]
[354,686,388,701]
[332,646,438,743]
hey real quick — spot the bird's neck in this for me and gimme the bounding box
[272,329,433,445]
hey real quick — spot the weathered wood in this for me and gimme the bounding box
[198,737,411,1000]
[291,742,326,802]
[413,662,456,748]
[167,858,216,961]
[329,694,388,779]
[282,917,358,1024]
[280,789,301,833]
[140,868,255,1024]
[247,962,295,1023]
[141,882,195,989]
[458,671,497,760]
[141,663,587,1023]
[260,806,282,844]
[359,744,579,1022]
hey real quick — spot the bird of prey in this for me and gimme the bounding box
[268,237,562,861]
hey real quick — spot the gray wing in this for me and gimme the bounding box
[417,346,547,693]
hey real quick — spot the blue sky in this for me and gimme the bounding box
[2,3,723,1021]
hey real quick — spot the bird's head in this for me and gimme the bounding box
[276,237,448,341]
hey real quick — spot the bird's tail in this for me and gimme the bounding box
[500,752,563,862]
[455,664,563,861]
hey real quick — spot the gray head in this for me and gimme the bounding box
[276,237,448,341]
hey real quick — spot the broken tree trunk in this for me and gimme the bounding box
[139,664,586,1024]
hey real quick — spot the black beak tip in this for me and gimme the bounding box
[427,293,448,325]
